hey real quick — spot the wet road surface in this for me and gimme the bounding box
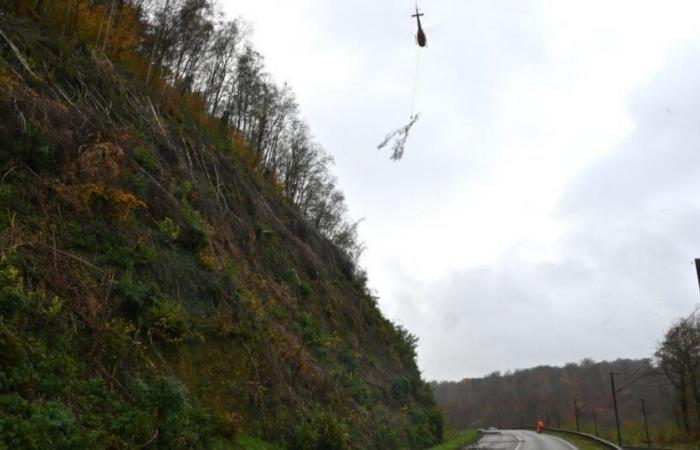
[476,430,577,450]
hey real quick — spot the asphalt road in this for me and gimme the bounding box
[477,430,578,450]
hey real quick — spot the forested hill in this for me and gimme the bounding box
[0,2,442,449]
[432,359,673,433]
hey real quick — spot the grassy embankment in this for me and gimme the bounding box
[560,424,699,450]
[427,428,479,450]
[545,431,607,450]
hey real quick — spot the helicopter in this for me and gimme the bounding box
[412,6,427,47]
[377,5,428,160]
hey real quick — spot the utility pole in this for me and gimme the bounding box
[610,372,623,446]
[593,409,598,436]
[641,398,650,448]
[573,398,580,432]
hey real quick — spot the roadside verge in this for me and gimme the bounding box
[427,429,479,450]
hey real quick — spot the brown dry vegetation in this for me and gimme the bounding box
[0,4,442,449]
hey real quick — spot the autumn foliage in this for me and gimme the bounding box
[0,2,440,449]
[8,1,362,265]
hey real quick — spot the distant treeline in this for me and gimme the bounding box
[432,358,674,433]
[7,0,364,271]
[431,300,700,447]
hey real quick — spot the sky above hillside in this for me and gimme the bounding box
[223,0,700,380]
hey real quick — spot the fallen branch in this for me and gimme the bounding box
[131,159,183,212]
[147,97,166,136]
[0,28,37,78]
[136,429,159,449]
[33,241,105,274]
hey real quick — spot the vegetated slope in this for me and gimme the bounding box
[432,359,673,434]
[0,8,442,450]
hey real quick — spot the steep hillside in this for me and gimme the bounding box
[0,5,442,450]
[433,359,672,436]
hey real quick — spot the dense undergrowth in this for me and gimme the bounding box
[0,6,442,450]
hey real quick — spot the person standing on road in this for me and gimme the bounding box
[536,418,545,433]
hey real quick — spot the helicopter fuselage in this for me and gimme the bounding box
[412,8,427,47]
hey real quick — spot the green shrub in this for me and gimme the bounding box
[117,375,228,449]
[0,396,88,450]
[223,258,237,282]
[127,171,148,197]
[375,427,403,449]
[0,266,26,319]
[13,124,56,173]
[391,374,416,397]
[0,256,235,449]
[338,349,358,371]
[158,217,181,241]
[0,185,17,209]
[146,298,189,343]
[133,145,158,171]
[290,412,350,450]
[0,325,25,366]
[178,211,208,253]
[299,312,322,346]
[65,221,99,252]
[235,435,282,450]
[408,405,444,449]
[66,220,154,269]
[282,268,300,287]
[299,281,312,298]
[177,181,193,200]
[116,272,156,319]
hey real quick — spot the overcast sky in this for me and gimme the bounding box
[222,0,700,381]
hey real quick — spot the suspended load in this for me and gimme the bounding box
[377,114,420,161]
[377,5,427,161]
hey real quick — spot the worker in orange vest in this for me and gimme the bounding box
[536,418,545,433]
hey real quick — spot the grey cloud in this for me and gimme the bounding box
[227,1,700,382]
[398,45,700,381]
[562,46,700,218]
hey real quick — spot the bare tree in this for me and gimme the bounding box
[655,315,700,433]
[24,0,368,279]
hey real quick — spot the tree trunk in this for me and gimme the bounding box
[679,379,691,434]
[689,368,700,430]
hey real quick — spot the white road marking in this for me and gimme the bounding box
[509,431,524,450]
[550,434,579,450]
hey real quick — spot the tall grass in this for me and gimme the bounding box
[427,429,479,450]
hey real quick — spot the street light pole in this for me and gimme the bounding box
[573,398,580,432]
[593,409,598,436]
[610,372,622,446]
[641,398,650,448]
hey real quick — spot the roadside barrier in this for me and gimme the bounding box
[544,427,622,450]
[514,426,622,450]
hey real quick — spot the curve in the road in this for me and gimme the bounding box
[477,429,577,450]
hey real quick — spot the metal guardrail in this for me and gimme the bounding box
[546,429,675,450]
[515,426,622,449]
[624,447,674,450]
[544,427,623,450]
